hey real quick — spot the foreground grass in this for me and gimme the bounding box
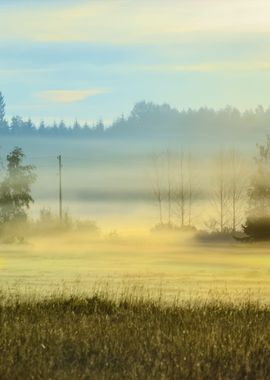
[0,295,269,379]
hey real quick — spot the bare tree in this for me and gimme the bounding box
[229,148,247,232]
[173,151,196,228]
[167,149,172,225]
[175,151,186,226]
[187,153,193,226]
[212,150,230,232]
[151,153,164,225]
[152,149,198,229]
[231,149,237,232]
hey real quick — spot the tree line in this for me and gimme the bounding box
[1,91,270,140]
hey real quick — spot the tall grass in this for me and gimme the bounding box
[0,293,269,379]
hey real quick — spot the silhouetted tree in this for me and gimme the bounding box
[0,147,36,224]
[10,116,24,134]
[58,120,67,135]
[24,118,35,135]
[38,121,46,135]
[0,92,9,133]
[94,120,105,136]
[73,120,81,136]
[1,100,270,139]
[0,91,5,125]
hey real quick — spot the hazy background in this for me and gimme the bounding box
[0,0,269,233]
[1,0,270,302]
[1,100,267,232]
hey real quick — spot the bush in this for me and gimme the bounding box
[243,216,270,240]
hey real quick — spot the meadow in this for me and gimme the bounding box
[1,232,270,379]
[1,231,270,301]
[0,292,269,379]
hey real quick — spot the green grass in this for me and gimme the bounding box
[0,294,269,379]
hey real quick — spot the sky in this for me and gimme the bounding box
[1,0,270,125]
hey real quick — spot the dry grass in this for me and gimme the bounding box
[0,293,269,379]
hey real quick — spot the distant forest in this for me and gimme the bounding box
[1,91,270,140]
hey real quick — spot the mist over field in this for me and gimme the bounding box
[1,232,270,305]
[0,97,270,308]
[2,1,270,377]
[0,102,267,230]
[0,104,270,304]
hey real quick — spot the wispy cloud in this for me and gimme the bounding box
[1,1,270,45]
[132,61,270,73]
[1,0,270,119]
[0,68,55,77]
[38,89,110,103]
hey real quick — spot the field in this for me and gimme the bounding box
[1,232,270,302]
[0,294,269,380]
[1,234,270,379]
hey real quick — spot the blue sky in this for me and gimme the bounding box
[0,0,270,125]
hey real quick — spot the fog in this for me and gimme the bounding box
[0,232,270,303]
[0,120,269,303]
[0,135,256,231]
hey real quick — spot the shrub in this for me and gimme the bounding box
[243,215,270,240]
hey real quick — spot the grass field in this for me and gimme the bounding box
[1,234,270,303]
[1,235,270,379]
[0,293,269,379]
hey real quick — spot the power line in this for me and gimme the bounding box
[27,156,91,162]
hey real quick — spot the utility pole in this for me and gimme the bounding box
[180,150,185,227]
[57,155,62,220]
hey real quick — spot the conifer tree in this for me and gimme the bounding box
[0,91,6,126]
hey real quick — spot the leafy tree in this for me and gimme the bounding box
[0,147,36,224]
[247,136,270,217]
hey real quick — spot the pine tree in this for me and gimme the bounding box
[0,91,5,125]
[0,91,8,134]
